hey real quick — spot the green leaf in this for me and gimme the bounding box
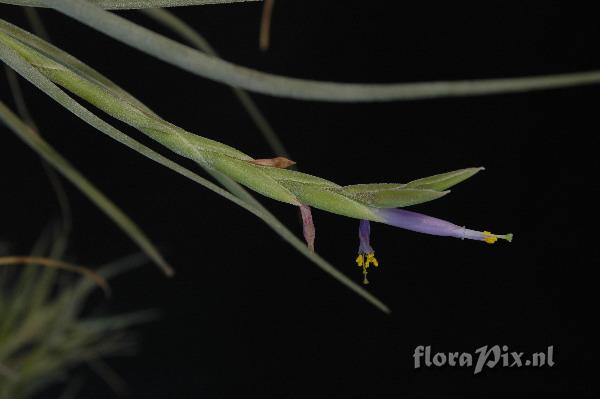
[339,185,449,208]
[0,0,259,9]
[286,183,380,220]
[208,155,301,205]
[139,7,291,159]
[42,0,600,102]
[0,100,175,277]
[404,167,484,191]
[0,18,155,115]
[338,168,485,207]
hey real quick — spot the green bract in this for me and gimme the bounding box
[0,21,482,224]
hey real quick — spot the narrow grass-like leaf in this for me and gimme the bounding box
[23,7,51,41]
[0,0,259,9]
[0,37,390,313]
[140,7,291,158]
[0,19,156,119]
[5,65,73,244]
[0,100,174,277]
[44,0,600,102]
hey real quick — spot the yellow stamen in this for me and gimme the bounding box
[356,252,379,284]
[363,266,369,285]
[366,253,379,267]
[355,254,364,267]
[482,231,498,244]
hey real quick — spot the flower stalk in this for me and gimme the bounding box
[0,20,512,285]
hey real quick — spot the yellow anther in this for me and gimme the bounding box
[356,252,379,284]
[355,254,364,267]
[482,231,498,244]
[366,253,379,268]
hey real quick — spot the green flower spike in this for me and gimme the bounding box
[0,20,512,287]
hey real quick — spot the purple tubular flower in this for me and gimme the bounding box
[358,220,374,254]
[356,220,378,284]
[375,208,513,244]
[354,208,512,284]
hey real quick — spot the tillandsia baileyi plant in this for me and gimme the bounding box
[2,1,600,314]
[0,17,513,287]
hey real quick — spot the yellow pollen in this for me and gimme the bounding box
[355,254,364,267]
[366,253,379,267]
[482,231,498,244]
[355,252,379,284]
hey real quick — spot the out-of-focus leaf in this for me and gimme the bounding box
[0,100,174,277]
[0,256,109,294]
[0,0,259,9]
[0,248,152,398]
[44,0,600,102]
[140,7,291,159]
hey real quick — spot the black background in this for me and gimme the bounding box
[0,2,597,398]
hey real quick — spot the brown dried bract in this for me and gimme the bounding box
[250,157,296,169]
[259,0,275,51]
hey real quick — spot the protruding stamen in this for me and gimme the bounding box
[356,254,364,267]
[482,231,514,244]
[377,208,513,245]
[356,220,380,284]
[355,251,379,285]
[482,231,497,244]
[366,253,379,267]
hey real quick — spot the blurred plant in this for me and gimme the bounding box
[0,225,153,398]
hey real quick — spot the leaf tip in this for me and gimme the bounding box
[163,265,176,277]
